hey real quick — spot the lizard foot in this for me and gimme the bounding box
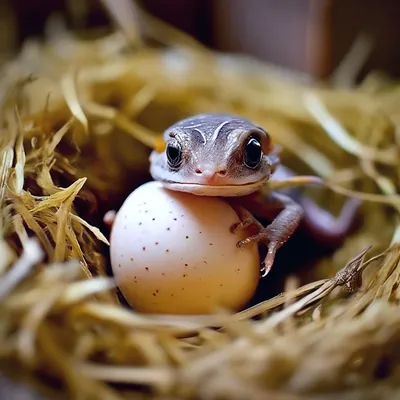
[230,204,283,278]
[236,227,280,278]
[230,205,264,233]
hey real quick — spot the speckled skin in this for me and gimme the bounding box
[149,113,360,277]
[150,113,277,196]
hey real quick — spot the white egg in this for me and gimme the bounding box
[110,181,260,314]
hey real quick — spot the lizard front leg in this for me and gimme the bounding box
[229,193,303,277]
[230,185,360,278]
[270,164,361,248]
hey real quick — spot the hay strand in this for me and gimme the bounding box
[0,4,400,399]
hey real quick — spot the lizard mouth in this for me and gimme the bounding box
[158,178,268,197]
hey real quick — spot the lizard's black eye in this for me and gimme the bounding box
[244,137,262,169]
[166,142,183,169]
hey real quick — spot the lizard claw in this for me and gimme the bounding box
[260,262,271,278]
[235,228,280,278]
[236,230,269,248]
[230,219,253,233]
[229,198,300,279]
[230,205,264,234]
[260,242,279,277]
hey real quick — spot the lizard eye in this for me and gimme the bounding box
[244,137,262,169]
[166,142,183,169]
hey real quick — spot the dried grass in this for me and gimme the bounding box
[0,7,400,400]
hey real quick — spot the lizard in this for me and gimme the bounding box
[106,113,361,278]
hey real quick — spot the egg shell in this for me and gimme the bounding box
[110,181,260,314]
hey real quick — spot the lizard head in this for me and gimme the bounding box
[149,113,280,196]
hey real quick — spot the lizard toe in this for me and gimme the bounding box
[236,230,270,248]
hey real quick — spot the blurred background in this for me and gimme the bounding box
[1,0,399,80]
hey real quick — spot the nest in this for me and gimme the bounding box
[1,7,400,400]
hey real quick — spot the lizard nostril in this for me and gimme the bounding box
[195,169,202,174]
[218,170,227,176]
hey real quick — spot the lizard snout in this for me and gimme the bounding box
[194,167,228,185]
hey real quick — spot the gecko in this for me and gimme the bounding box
[105,113,360,278]
[148,113,360,277]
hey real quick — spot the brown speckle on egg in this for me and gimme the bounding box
[142,247,146,251]
[185,263,188,267]
[173,218,177,221]
[152,218,156,221]
[145,267,149,271]
[167,227,170,231]
[185,236,189,239]
[166,249,170,253]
